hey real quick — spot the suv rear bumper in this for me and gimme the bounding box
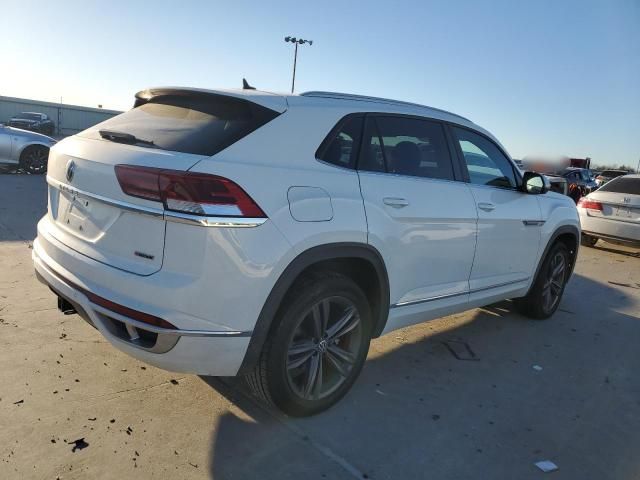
[33,235,252,376]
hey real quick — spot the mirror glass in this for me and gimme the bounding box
[526,174,544,194]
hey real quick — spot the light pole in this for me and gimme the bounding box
[284,36,313,94]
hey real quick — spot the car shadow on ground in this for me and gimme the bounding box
[201,274,640,480]
[589,242,640,259]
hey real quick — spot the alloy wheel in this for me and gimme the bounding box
[25,147,48,174]
[542,252,566,313]
[286,297,362,401]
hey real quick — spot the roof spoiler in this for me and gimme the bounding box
[133,87,288,113]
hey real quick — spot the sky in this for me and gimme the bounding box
[1,0,638,167]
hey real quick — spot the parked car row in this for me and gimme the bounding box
[7,112,56,135]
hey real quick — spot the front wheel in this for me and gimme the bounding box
[246,272,372,416]
[20,145,49,174]
[515,242,570,319]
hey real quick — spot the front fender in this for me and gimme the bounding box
[14,141,54,162]
[529,194,581,290]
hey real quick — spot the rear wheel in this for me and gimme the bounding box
[581,233,598,247]
[246,272,372,416]
[515,242,570,319]
[20,145,49,174]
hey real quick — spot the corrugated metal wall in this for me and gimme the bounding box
[0,96,122,137]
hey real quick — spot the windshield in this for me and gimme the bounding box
[17,113,41,120]
[82,94,279,157]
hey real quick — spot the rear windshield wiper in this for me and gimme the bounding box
[99,130,160,148]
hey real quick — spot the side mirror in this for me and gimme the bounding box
[522,171,549,195]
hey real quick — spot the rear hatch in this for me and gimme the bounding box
[45,88,284,275]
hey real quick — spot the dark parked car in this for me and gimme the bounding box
[595,169,628,188]
[8,112,55,135]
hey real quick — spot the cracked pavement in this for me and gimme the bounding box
[1,175,639,479]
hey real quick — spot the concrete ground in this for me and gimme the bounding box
[1,174,639,480]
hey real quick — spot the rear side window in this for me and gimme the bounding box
[316,115,363,169]
[83,94,279,157]
[598,176,639,195]
[359,116,455,181]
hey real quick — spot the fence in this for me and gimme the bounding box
[0,95,122,137]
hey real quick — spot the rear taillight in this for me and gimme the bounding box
[577,198,603,211]
[115,165,266,218]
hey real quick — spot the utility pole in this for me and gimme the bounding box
[284,36,313,94]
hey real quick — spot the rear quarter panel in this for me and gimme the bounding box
[188,105,369,254]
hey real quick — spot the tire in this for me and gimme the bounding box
[515,242,570,320]
[581,234,598,247]
[246,272,372,416]
[20,145,49,174]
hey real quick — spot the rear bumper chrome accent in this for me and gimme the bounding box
[34,252,253,354]
[47,177,267,228]
[163,211,266,227]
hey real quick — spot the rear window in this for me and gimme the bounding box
[83,94,279,156]
[601,170,626,177]
[598,176,639,195]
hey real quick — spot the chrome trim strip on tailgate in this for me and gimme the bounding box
[47,177,267,228]
[48,176,164,217]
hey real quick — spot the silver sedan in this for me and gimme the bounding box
[578,174,640,247]
[0,123,57,174]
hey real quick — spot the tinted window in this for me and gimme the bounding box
[359,116,454,180]
[453,127,516,188]
[601,170,627,178]
[317,116,363,169]
[19,113,41,120]
[82,94,279,157]
[358,118,386,172]
[598,176,639,195]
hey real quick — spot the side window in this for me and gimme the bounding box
[358,118,386,172]
[359,116,455,181]
[452,127,516,189]
[317,115,363,169]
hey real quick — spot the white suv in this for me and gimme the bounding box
[33,87,580,416]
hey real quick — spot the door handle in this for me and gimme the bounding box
[383,197,409,208]
[477,202,495,212]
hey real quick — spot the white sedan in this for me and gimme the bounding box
[578,174,640,247]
